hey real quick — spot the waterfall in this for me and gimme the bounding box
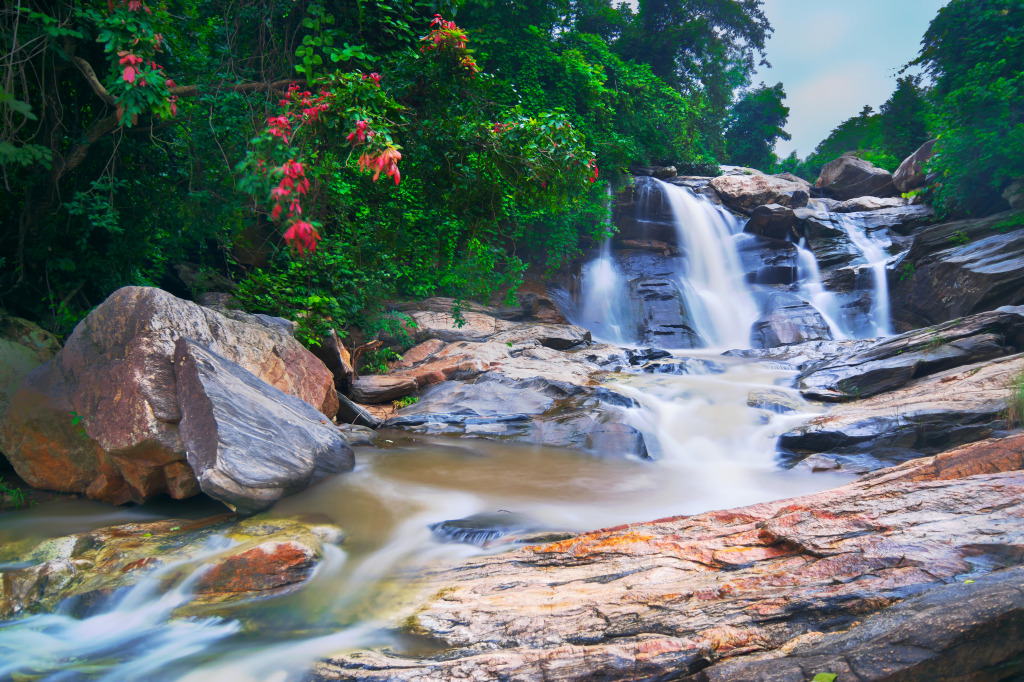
[834,213,893,337]
[794,238,849,340]
[655,180,760,349]
[578,238,633,344]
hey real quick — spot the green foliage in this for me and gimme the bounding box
[361,347,403,375]
[910,0,1024,216]
[1006,368,1024,428]
[392,395,418,409]
[724,82,791,170]
[948,229,970,246]
[899,262,916,281]
[0,477,29,509]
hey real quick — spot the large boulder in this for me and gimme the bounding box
[0,286,338,505]
[708,173,811,213]
[0,316,61,418]
[889,210,1024,329]
[743,203,797,240]
[174,339,353,513]
[893,138,938,193]
[629,277,702,348]
[316,434,1024,681]
[815,152,899,200]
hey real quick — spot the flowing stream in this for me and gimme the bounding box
[0,179,875,680]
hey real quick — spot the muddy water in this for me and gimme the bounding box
[0,353,850,680]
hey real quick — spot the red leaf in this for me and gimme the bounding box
[123,66,136,83]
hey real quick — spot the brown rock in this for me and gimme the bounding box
[195,541,316,594]
[893,138,937,194]
[708,174,811,213]
[0,315,61,418]
[744,203,797,240]
[315,434,1024,681]
[0,286,337,505]
[310,329,355,394]
[349,375,418,404]
[815,152,899,200]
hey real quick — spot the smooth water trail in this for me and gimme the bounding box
[655,180,760,349]
[794,238,849,340]
[835,213,893,337]
[578,238,633,344]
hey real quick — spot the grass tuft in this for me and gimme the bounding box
[1006,368,1024,428]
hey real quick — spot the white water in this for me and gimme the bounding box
[578,238,634,344]
[835,213,893,337]
[657,180,760,349]
[794,238,849,339]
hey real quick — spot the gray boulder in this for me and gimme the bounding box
[0,316,61,418]
[815,152,899,200]
[174,338,354,514]
[893,138,937,193]
[744,203,797,240]
[750,293,833,349]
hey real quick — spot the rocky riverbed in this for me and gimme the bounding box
[1,147,1023,680]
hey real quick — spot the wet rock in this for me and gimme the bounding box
[708,173,811,213]
[781,354,1024,461]
[0,514,343,619]
[309,330,355,394]
[893,138,937,194]
[430,512,543,547]
[815,152,899,200]
[746,388,805,414]
[174,339,354,514]
[336,423,377,446]
[349,374,419,404]
[335,393,383,428]
[735,234,799,285]
[630,277,702,348]
[724,339,870,372]
[797,307,1024,401]
[315,434,1024,681]
[0,286,338,505]
[613,238,680,256]
[889,209,1024,329]
[614,176,679,243]
[0,315,61,417]
[831,195,909,212]
[641,357,726,375]
[496,286,570,325]
[744,203,797,240]
[750,292,833,349]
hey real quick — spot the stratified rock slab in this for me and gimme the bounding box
[174,338,353,514]
[314,434,1024,681]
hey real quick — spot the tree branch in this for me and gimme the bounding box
[73,57,117,106]
[169,78,303,98]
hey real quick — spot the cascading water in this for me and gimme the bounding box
[794,237,849,339]
[577,238,633,344]
[655,180,760,349]
[834,213,894,337]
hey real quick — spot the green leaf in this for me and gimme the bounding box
[812,675,838,682]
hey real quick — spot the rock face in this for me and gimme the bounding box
[0,316,61,418]
[0,286,338,505]
[309,330,354,394]
[889,210,1024,329]
[315,434,1024,681]
[708,173,811,213]
[781,354,1023,466]
[174,339,354,514]
[0,514,343,619]
[893,138,937,193]
[630,277,702,348]
[743,203,796,240]
[815,153,899,200]
[795,306,1024,401]
[750,293,833,349]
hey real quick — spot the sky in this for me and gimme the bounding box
[751,0,948,158]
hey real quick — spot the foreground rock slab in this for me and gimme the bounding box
[0,286,338,505]
[314,433,1024,681]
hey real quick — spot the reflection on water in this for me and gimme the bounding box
[0,352,850,680]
